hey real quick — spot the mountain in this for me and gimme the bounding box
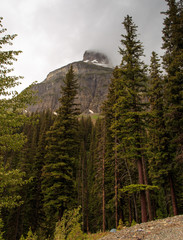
[28,51,113,114]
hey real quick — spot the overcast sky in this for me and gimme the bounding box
[1,0,167,92]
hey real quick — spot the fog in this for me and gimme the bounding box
[1,0,167,91]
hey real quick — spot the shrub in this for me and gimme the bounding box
[117,219,123,230]
[54,206,85,240]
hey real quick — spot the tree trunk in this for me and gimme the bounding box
[14,206,20,240]
[82,152,85,232]
[81,142,88,232]
[85,153,89,233]
[102,124,106,232]
[142,155,153,220]
[137,158,148,222]
[169,174,178,216]
[128,197,132,225]
[119,197,124,224]
[123,148,138,222]
[115,134,118,228]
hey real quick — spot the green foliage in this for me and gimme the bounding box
[111,15,148,168]
[0,162,31,239]
[0,15,35,153]
[19,228,39,240]
[0,16,22,98]
[155,187,168,219]
[21,228,38,240]
[1,3,183,237]
[131,219,137,226]
[42,66,80,235]
[77,116,93,232]
[0,212,4,240]
[124,221,130,227]
[0,16,35,239]
[103,14,149,223]
[162,0,183,153]
[54,206,85,240]
[147,51,171,186]
[117,219,123,230]
[161,0,183,214]
[19,236,25,240]
[120,184,159,195]
[0,164,30,209]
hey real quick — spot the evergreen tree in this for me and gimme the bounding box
[102,67,122,228]
[17,111,54,239]
[148,52,166,184]
[78,116,93,233]
[94,118,106,232]
[108,15,149,223]
[148,52,170,217]
[161,0,183,215]
[0,17,34,239]
[32,111,54,232]
[86,118,108,232]
[41,66,80,235]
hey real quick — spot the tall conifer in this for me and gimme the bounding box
[161,0,183,215]
[148,52,170,217]
[41,66,80,234]
[111,15,149,222]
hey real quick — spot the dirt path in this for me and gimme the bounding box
[99,215,183,240]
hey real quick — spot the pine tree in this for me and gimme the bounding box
[110,15,149,223]
[148,52,166,184]
[77,116,93,233]
[86,118,108,232]
[41,66,80,235]
[162,0,183,136]
[17,111,54,239]
[102,67,122,228]
[95,118,106,232]
[161,0,183,215]
[33,110,54,231]
[147,51,171,217]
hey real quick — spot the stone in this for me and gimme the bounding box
[27,51,113,114]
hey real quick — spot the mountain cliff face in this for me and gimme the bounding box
[28,51,113,114]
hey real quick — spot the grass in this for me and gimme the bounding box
[79,113,103,124]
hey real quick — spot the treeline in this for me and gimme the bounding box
[0,0,183,239]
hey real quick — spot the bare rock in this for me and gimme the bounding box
[27,53,113,113]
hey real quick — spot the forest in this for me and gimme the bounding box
[0,0,183,239]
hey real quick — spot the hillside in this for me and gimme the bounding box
[28,51,113,113]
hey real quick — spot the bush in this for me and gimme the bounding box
[117,219,123,230]
[54,206,85,240]
[131,219,137,226]
[20,228,38,240]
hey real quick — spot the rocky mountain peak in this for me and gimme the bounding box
[28,58,113,114]
[83,50,111,66]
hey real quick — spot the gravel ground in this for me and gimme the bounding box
[99,215,183,240]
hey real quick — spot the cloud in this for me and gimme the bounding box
[1,0,167,91]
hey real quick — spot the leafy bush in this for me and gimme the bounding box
[131,219,137,226]
[20,228,38,240]
[54,206,85,240]
[117,219,123,230]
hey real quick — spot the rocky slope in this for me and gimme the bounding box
[99,215,183,240]
[28,51,113,113]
